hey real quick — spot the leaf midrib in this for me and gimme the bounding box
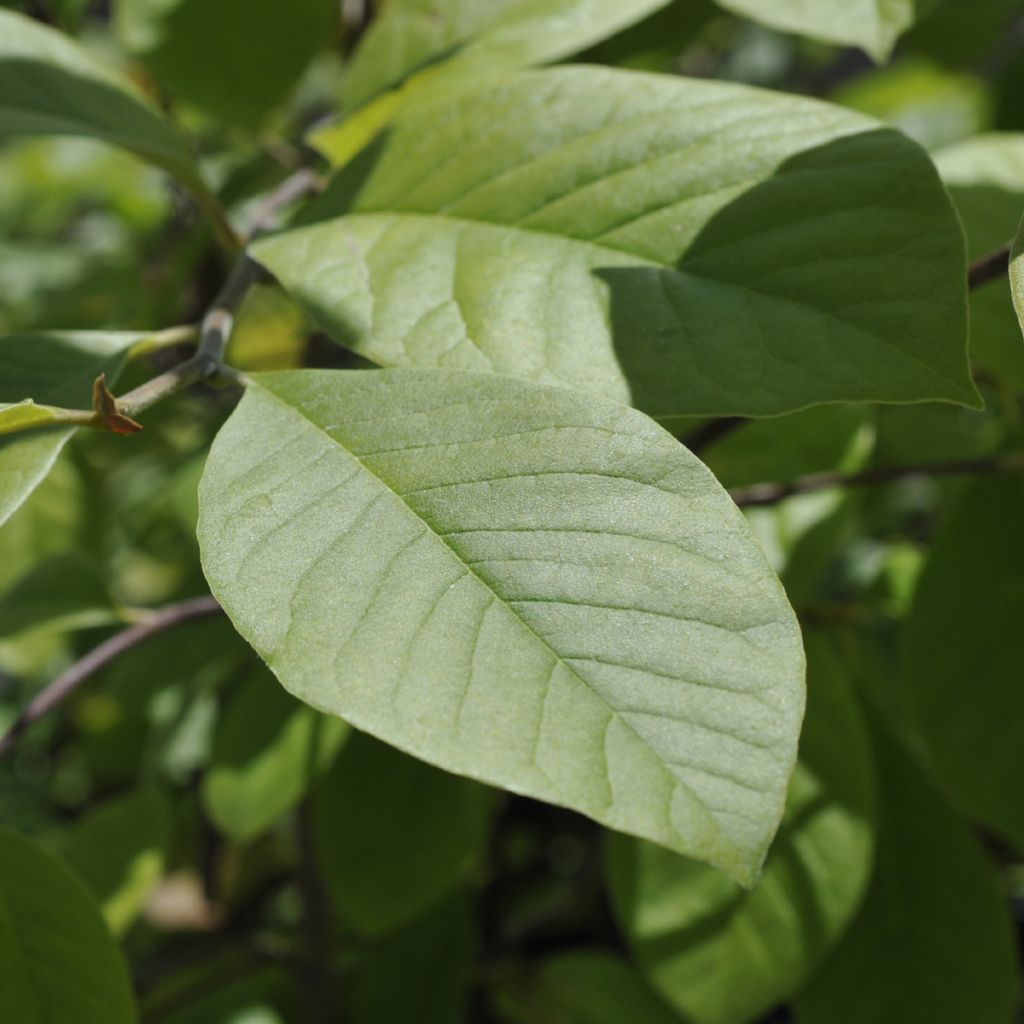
[253,378,744,865]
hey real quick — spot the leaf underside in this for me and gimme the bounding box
[198,368,805,883]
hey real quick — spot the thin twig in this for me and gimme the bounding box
[682,416,748,454]
[296,797,337,1023]
[968,243,1011,290]
[0,596,222,757]
[729,452,1024,507]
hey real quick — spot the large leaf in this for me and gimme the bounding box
[794,723,1018,1024]
[342,0,674,112]
[0,827,136,1023]
[255,67,976,421]
[903,476,1024,851]
[202,662,349,842]
[312,732,494,936]
[198,368,805,883]
[0,330,144,526]
[115,0,337,129]
[715,0,934,62]
[935,133,1024,390]
[607,632,876,1024]
[60,785,173,935]
[0,9,200,184]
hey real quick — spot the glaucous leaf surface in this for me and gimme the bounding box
[715,0,932,62]
[0,827,136,1023]
[935,133,1024,390]
[198,368,805,883]
[60,785,172,934]
[115,0,337,129]
[342,0,673,112]
[903,476,1024,851]
[496,951,684,1024]
[794,724,1018,1024]
[0,330,144,525]
[202,663,350,843]
[0,9,199,183]
[312,732,494,936]
[607,633,876,1024]
[255,67,976,421]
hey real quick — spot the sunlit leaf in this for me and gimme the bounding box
[198,368,805,883]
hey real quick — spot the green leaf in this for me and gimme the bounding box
[0,330,143,526]
[794,722,1018,1024]
[0,826,136,1023]
[60,785,173,935]
[935,133,1024,390]
[903,476,1024,851]
[607,632,876,1024]
[202,662,349,843]
[496,951,684,1024]
[198,368,805,883]
[255,67,976,421]
[115,0,337,129]
[0,9,199,183]
[312,732,494,936]
[715,0,934,62]
[341,0,675,113]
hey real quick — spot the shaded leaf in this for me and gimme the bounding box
[794,722,1018,1024]
[198,368,805,883]
[607,632,875,1024]
[0,827,136,1023]
[202,662,349,843]
[257,67,975,421]
[312,731,493,936]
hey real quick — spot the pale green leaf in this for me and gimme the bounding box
[0,330,143,526]
[607,632,875,1024]
[935,133,1024,390]
[1012,207,1024,339]
[202,662,349,843]
[256,67,976,421]
[342,0,674,112]
[715,0,934,62]
[312,732,494,936]
[794,723,1018,1024]
[0,9,199,183]
[60,785,173,935]
[904,476,1024,851]
[0,399,63,434]
[0,827,136,1023]
[198,368,804,884]
[114,0,337,129]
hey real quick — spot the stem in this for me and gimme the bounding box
[682,416,748,454]
[968,243,1011,291]
[296,798,336,1023]
[190,180,243,254]
[729,452,1024,507]
[0,595,222,758]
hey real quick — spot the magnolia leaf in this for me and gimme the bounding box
[904,476,1024,851]
[607,632,876,1024]
[0,827,136,1023]
[715,0,934,62]
[0,399,65,435]
[0,331,144,526]
[115,0,337,129]
[60,786,173,935]
[0,9,200,185]
[202,662,349,843]
[256,67,976,422]
[312,733,494,936]
[795,723,1018,1024]
[341,0,674,113]
[198,368,804,884]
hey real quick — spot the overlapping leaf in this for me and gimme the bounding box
[256,67,976,421]
[198,368,805,883]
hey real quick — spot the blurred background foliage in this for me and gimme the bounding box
[0,1,1022,1022]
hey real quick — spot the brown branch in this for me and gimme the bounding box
[0,596,222,757]
[968,243,1011,291]
[729,452,1024,507]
